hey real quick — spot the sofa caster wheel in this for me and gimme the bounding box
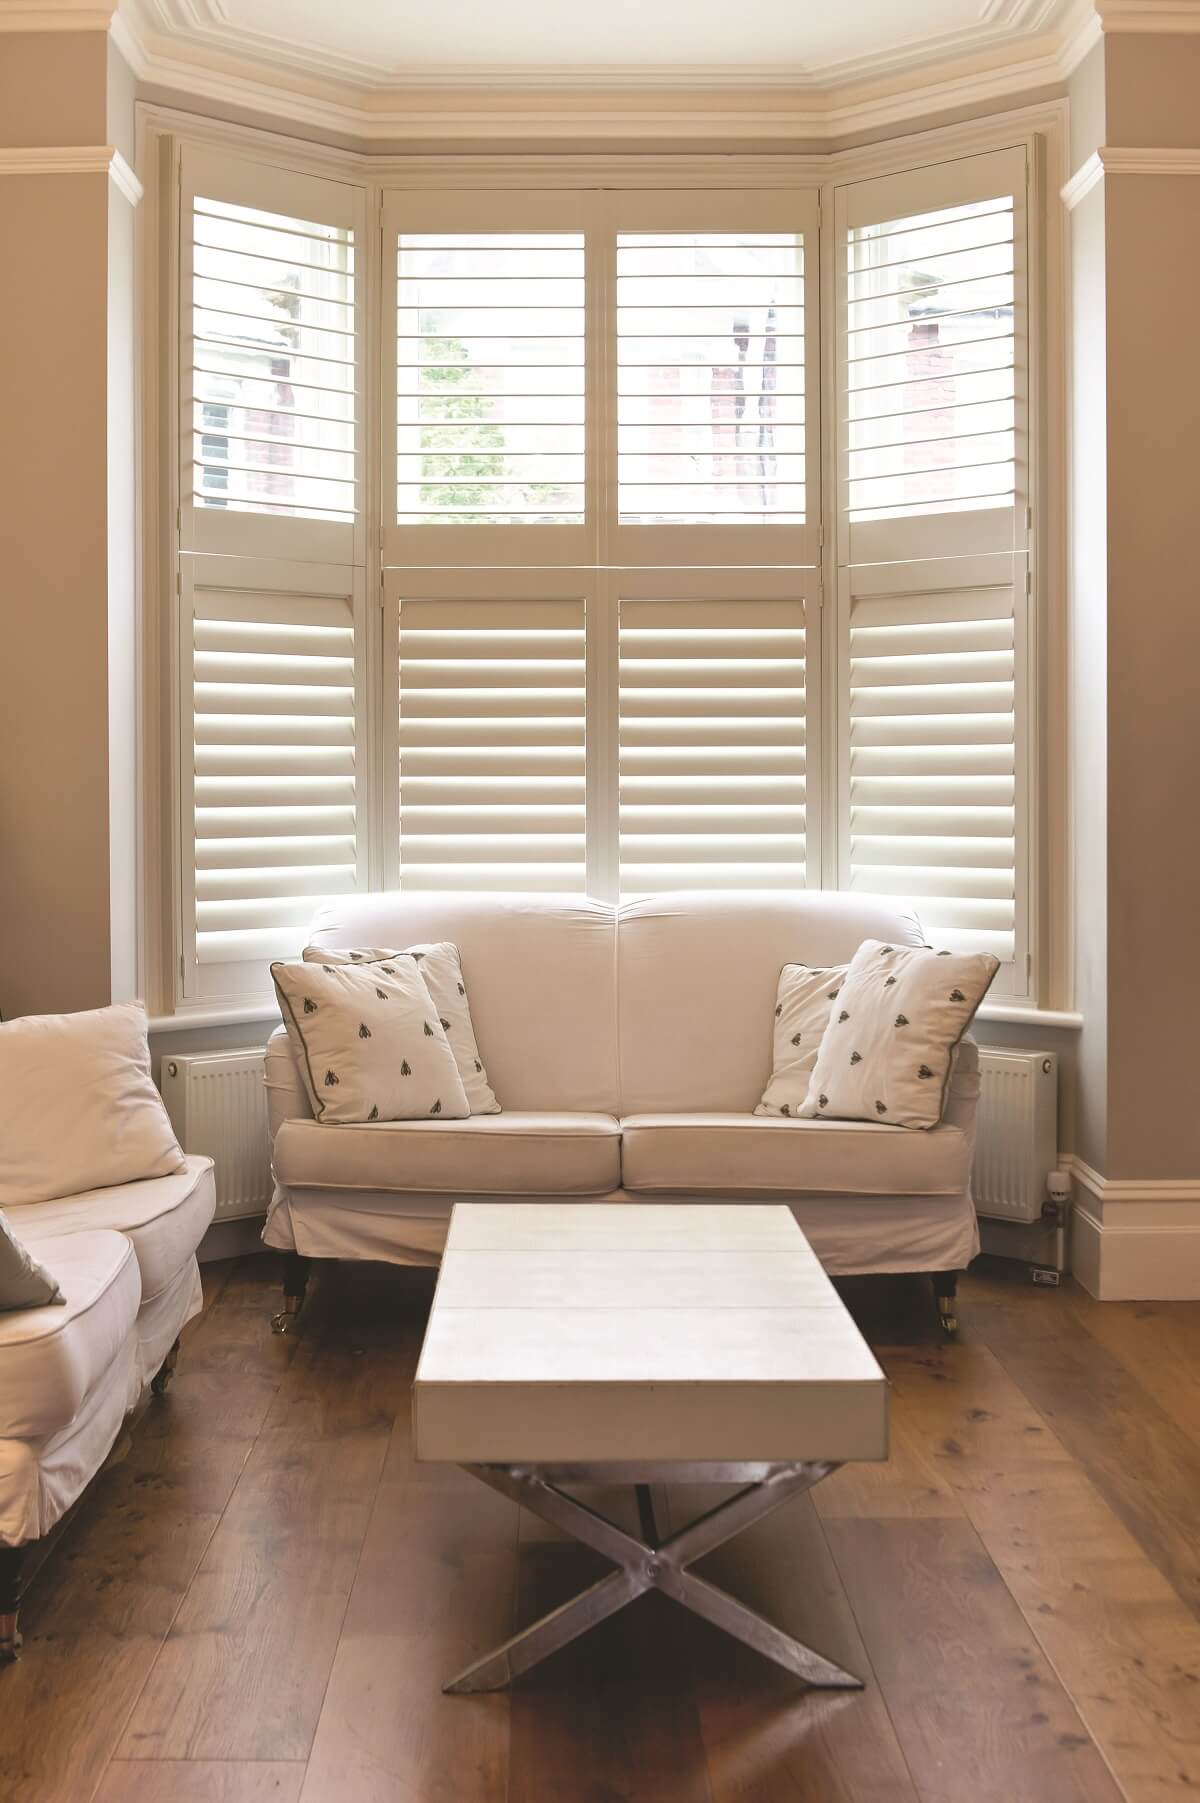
[932,1271,959,1341]
[271,1298,302,1336]
[0,1613,21,1665]
[272,1254,311,1334]
[151,1337,180,1396]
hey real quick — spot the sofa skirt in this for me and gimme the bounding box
[263,1184,979,1276]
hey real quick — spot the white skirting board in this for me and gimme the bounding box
[1066,1158,1200,1299]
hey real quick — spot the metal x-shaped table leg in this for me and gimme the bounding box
[444,1460,862,1694]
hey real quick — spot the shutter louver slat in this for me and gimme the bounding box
[845,194,1016,524]
[396,235,585,525]
[847,587,1016,964]
[398,596,587,889]
[189,590,361,968]
[191,196,356,524]
[619,595,806,892]
[616,234,806,526]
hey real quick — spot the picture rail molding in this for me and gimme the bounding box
[0,145,144,204]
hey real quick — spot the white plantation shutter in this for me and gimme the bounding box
[396,232,585,524]
[181,148,366,567]
[618,577,813,893]
[391,578,589,890]
[843,556,1021,963]
[835,148,1031,995]
[179,558,368,1002]
[384,193,595,568]
[615,234,806,523]
[608,192,820,568]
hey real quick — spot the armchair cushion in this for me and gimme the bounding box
[0,1002,185,1208]
[0,1229,138,1439]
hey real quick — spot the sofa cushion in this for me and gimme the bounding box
[620,1113,972,1198]
[303,943,499,1115]
[274,1112,622,1198]
[6,1156,216,1306]
[756,962,849,1118]
[616,892,927,1114]
[306,894,619,1114]
[0,1229,139,1439]
[273,957,469,1125]
[798,940,999,1129]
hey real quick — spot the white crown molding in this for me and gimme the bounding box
[0,1,115,25]
[101,0,1101,141]
[0,143,143,202]
[1096,0,1200,29]
[1061,143,1200,204]
[121,0,1087,92]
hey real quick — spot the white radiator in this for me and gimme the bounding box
[972,1047,1059,1224]
[160,1049,273,1222]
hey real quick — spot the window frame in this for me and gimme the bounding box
[143,108,1066,1022]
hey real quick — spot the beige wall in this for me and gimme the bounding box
[0,31,108,145]
[0,35,138,1021]
[1103,171,1200,1178]
[1104,34,1200,148]
[0,171,113,1018]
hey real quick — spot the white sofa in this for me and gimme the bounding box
[0,1156,215,1662]
[264,891,982,1328]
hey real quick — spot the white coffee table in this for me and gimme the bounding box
[413,1201,888,1693]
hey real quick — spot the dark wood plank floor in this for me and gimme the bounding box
[4,1254,1200,1803]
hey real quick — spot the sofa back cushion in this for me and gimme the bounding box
[616,892,927,1113]
[306,893,619,1113]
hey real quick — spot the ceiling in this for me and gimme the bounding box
[124,0,1078,87]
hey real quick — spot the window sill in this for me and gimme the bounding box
[147,998,1082,1037]
[976,1003,1083,1030]
[148,1002,281,1034]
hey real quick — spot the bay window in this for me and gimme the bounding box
[168,137,1041,1013]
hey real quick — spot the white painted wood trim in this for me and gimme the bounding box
[0,145,143,205]
[1060,151,1104,209]
[1095,0,1200,32]
[977,1002,1084,1028]
[0,3,115,26]
[1101,146,1200,176]
[147,1003,280,1033]
[1069,1200,1200,1301]
[1065,1155,1200,1205]
[1062,145,1200,208]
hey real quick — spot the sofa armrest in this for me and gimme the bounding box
[264,1025,313,1141]
[942,1034,981,1137]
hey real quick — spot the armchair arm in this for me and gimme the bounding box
[942,1034,981,1139]
[264,1025,313,1142]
